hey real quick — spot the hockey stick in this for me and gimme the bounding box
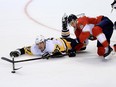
[11,57,22,73]
[1,54,66,63]
[111,8,114,13]
[1,56,45,73]
[1,57,43,63]
[1,57,23,73]
[1,54,67,73]
[1,57,13,63]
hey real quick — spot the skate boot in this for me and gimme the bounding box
[104,46,113,59]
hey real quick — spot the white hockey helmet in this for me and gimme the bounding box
[35,35,45,44]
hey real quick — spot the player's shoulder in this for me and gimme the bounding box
[77,16,88,23]
[45,40,55,48]
[78,16,88,20]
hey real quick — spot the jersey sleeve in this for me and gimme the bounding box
[77,17,94,43]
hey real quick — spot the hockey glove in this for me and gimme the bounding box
[68,49,76,57]
[10,50,21,57]
[42,52,51,59]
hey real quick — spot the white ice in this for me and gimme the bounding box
[0,0,116,87]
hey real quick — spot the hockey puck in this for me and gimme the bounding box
[11,70,16,73]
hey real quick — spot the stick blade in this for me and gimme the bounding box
[1,57,13,63]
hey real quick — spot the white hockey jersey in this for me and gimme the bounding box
[30,38,71,56]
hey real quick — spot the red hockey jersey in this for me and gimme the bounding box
[74,15,103,43]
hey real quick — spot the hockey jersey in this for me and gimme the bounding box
[30,38,72,56]
[74,15,103,43]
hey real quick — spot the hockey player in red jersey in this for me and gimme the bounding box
[61,14,88,51]
[67,14,114,59]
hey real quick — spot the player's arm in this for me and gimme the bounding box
[79,24,92,43]
[41,49,63,59]
[9,46,33,57]
[49,44,63,57]
[41,40,63,59]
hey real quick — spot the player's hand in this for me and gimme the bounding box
[42,52,51,59]
[10,50,20,57]
[68,49,76,57]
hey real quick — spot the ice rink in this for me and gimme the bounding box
[0,0,116,87]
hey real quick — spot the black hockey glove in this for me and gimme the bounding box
[10,50,21,57]
[68,49,76,57]
[42,52,51,59]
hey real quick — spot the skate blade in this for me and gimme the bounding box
[104,51,113,60]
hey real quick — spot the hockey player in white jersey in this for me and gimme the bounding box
[10,35,86,59]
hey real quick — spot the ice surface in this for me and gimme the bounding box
[0,0,116,87]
